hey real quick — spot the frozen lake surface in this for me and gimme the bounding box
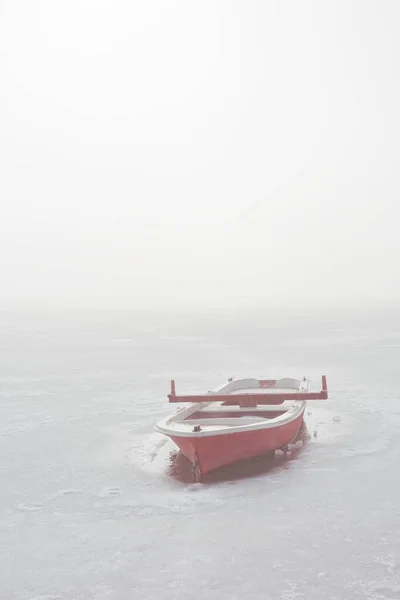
[1,308,400,599]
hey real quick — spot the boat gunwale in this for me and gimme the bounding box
[154,399,306,438]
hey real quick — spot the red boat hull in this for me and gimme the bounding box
[169,409,305,476]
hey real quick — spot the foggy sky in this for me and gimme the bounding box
[1,0,399,310]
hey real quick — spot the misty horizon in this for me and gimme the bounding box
[1,1,399,311]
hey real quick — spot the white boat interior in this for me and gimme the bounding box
[155,377,308,437]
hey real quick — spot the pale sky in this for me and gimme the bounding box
[1,0,399,310]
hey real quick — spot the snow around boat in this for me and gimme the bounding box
[155,375,328,482]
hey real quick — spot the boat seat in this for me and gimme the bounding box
[183,416,267,427]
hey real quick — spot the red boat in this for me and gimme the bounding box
[155,375,328,481]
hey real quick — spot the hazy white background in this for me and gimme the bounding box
[1,0,399,310]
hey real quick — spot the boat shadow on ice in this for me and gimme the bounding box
[166,422,310,484]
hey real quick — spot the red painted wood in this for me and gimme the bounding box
[168,391,327,404]
[259,380,277,388]
[189,410,287,419]
[170,410,305,475]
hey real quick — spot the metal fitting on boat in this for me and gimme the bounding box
[193,425,201,432]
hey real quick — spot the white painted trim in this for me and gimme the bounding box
[154,376,308,438]
[154,400,305,438]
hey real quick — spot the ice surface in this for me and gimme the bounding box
[1,310,400,599]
